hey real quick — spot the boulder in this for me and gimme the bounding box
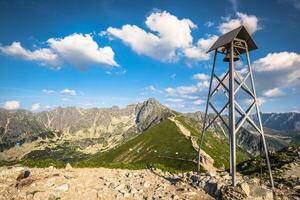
[16,170,30,181]
[240,182,250,197]
[204,180,218,197]
[16,178,34,188]
[55,183,69,192]
[65,163,72,170]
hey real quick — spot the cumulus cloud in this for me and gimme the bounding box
[218,12,260,34]
[263,88,285,97]
[0,42,60,68]
[166,98,184,103]
[165,85,198,96]
[60,89,77,96]
[42,89,56,94]
[0,33,118,69]
[106,11,198,62]
[253,52,300,93]
[193,99,205,105]
[193,73,210,81]
[183,35,218,61]
[31,103,41,111]
[3,100,20,110]
[48,33,119,67]
[145,85,162,93]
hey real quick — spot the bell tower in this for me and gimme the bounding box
[198,26,274,189]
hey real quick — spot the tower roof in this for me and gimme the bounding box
[207,26,257,54]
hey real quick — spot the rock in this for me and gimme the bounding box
[220,185,247,200]
[16,178,34,188]
[65,163,72,170]
[206,171,215,177]
[190,174,199,183]
[264,190,273,200]
[48,166,55,171]
[251,185,273,200]
[240,182,250,197]
[16,170,30,181]
[55,183,69,192]
[115,184,125,190]
[293,185,300,190]
[48,193,58,200]
[171,194,179,199]
[204,180,218,197]
[143,181,151,188]
[129,187,138,194]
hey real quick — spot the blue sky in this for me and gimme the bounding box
[0,0,300,113]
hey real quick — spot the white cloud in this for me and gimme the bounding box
[252,52,300,93]
[165,85,198,96]
[183,35,218,61]
[263,88,285,97]
[218,12,260,34]
[3,100,20,110]
[193,73,209,81]
[229,0,238,12]
[280,0,300,9]
[0,42,60,68]
[193,99,205,105]
[257,97,266,106]
[166,98,184,103]
[31,103,41,111]
[147,85,156,92]
[61,98,71,102]
[145,85,162,93]
[205,21,214,27]
[106,11,197,62]
[48,33,119,67]
[197,80,210,90]
[60,89,77,96]
[42,89,56,94]
[0,33,118,69]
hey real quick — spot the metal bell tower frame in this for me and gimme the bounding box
[198,26,274,189]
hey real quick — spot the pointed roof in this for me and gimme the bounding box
[207,25,257,54]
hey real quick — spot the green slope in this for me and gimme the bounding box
[77,117,249,172]
[78,119,198,172]
[175,115,249,169]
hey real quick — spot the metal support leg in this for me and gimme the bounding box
[229,42,237,186]
[198,50,217,173]
[245,44,274,190]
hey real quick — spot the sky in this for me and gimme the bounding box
[0,0,300,113]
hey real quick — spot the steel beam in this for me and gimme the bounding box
[229,42,237,186]
[198,50,217,173]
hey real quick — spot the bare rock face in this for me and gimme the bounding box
[135,98,172,132]
[0,98,173,158]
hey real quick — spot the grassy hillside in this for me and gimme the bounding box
[76,117,249,172]
[1,116,249,172]
[76,119,198,172]
[175,115,249,169]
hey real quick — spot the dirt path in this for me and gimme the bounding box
[0,166,213,200]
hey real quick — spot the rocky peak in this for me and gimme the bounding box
[135,98,172,132]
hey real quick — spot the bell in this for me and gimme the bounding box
[223,51,239,62]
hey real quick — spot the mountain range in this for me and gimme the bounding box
[0,98,299,172]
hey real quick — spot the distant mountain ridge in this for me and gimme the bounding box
[260,112,300,131]
[0,98,172,156]
[0,98,299,172]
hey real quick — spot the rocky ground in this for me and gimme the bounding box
[0,164,282,200]
[0,165,213,200]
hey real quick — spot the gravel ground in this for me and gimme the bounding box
[0,166,213,200]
